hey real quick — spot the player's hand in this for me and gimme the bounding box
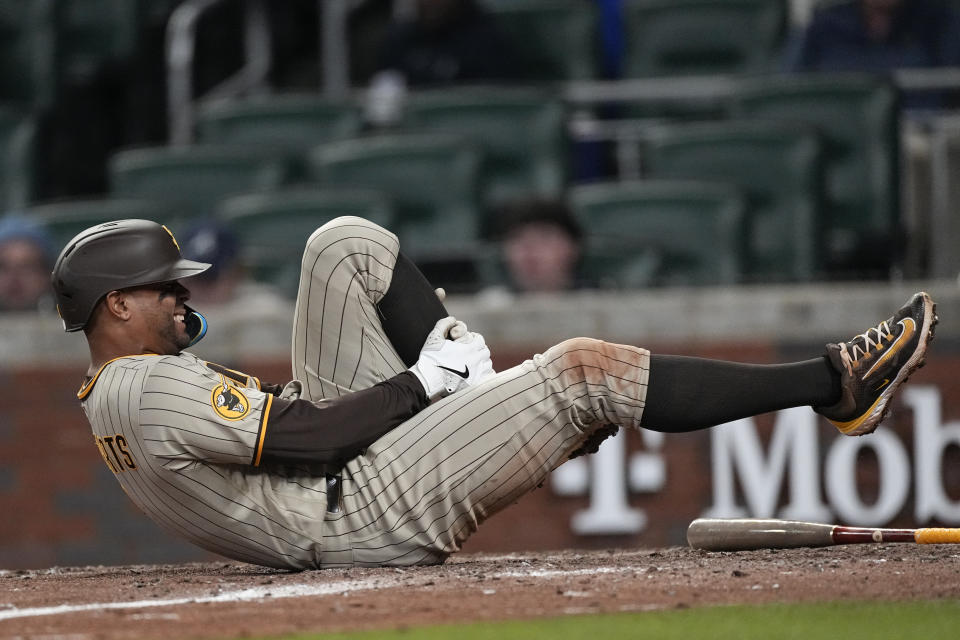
[441,318,497,385]
[409,316,494,400]
[448,324,496,384]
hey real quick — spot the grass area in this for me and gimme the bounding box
[263,600,960,640]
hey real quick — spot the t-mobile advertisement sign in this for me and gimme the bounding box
[552,385,960,533]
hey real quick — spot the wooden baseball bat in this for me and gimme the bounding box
[687,518,960,551]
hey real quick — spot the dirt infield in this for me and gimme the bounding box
[2,544,959,639]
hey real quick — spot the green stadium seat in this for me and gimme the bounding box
[569,180,748,288]
[730,73,900,277]
[307,134,482,258]
[643,120,825,282]
[622,0,788,77]
[0,107,37,209]
[26,197,174,253]
[214,188,395,295]
[197,95,365,179]
[52,0,140,86]
[108,145,288,218]
[0,0,56,108]
[478,0,599,80]
[403,86,566,205]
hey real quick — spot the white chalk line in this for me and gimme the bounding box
[493,566,631,579]
[0,577,385,623]
[0,565,639,622]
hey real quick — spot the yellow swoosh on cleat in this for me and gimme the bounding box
[863,317,915,380]
[831,395,885,434]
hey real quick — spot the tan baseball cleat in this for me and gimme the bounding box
[814,291,938,436]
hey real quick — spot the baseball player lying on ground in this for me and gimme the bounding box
[52,217,937,570]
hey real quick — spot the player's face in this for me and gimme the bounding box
[124,280,192,354]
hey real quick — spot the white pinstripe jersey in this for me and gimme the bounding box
[79,352,329,569]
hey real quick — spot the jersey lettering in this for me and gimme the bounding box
[115,435,137,469]
[93,435,119,473]
[94,434,137,473]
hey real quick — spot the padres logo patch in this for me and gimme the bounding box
[211,378,250,421]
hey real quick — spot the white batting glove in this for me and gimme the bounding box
[450,327,496,384]
[440,318,496,384]
[448,319,467,340]
[410,316,494,400]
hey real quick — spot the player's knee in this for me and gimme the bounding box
[307,216,378,243]
[547,337,647,385]
[304,216,396,258]
[555,337,604,357]
[550,337,607,369]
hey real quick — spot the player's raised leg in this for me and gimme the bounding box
[325,336,651,567]
[322,291,938,567]
[291,216,450,402]
[291,216,404,400]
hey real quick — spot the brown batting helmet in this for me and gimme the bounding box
[51,219,211,332]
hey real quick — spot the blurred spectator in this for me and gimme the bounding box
[0,216,56,312]
[178,220,288,309]
[785,0,960,108]
[492,198,585,293]
[178,220,243,306]
[373,0,522,88]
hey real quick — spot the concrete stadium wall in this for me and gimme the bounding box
[2,281,959,569]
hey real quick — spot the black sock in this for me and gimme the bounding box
[639,354,841,432]
[376,252,448,367]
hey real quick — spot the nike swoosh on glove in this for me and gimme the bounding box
[450,326,496,386]
[410,316,494,400]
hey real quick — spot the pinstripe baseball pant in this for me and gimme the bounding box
[292,217,651,567]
